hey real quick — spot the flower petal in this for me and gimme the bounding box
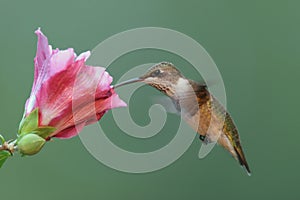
[26,30,76,115]
[54,122,85,139]
[48,48,75,77]
[47,68,125,138]
[22,29,127,140]
[76,51,91,62]
[37,59,83,125]
[34,28,52,81]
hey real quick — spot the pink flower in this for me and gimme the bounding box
[22,28,126,139]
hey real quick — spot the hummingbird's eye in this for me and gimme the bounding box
[151,69,161,77]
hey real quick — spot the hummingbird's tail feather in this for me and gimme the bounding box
[218,134,251,176]
[233,145,251,176]
[220,112,251,176]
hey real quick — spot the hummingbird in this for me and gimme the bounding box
[114,62,251,175]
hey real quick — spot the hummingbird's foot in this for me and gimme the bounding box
[199,134,206,142]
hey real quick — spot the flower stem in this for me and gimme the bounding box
[0,139,17,154]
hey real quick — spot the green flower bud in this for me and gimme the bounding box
[17,134,46,155]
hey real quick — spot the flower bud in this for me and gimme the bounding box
[17,134,46,155]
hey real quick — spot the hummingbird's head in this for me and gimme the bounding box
[141,62,183,85]
[114,62,184,97]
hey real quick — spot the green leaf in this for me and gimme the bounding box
[18,108,39,135]
[0,134,5,145]
[0,150,11,168]
[33,126,57,139]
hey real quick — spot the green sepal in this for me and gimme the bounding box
[18,108,56,138]
[0,150,11,168]
[18,108,39,135]
[33,126,57,139]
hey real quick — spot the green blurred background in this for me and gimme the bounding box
[0,0,298,199]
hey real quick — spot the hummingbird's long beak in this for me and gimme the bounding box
[113,77,143,89]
